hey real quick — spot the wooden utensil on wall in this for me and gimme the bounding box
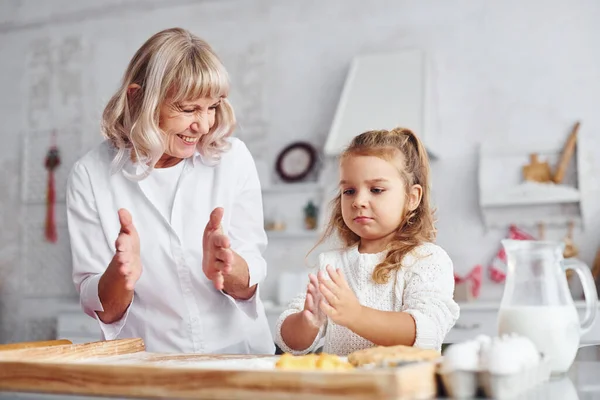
[563,221,578,259]
[537,222,546,240]
[553,122,579,184]
[592,247,600,282]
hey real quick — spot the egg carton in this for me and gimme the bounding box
[438,354,551,399]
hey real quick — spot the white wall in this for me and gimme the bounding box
[1,0,599,342]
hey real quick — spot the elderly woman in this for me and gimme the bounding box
[66,27,273,354]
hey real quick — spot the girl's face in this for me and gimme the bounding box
[339,155,421,252]
[155,97,220,168]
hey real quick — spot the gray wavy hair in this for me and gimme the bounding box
[101,27,235,179]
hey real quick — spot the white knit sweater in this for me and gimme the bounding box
[274,242,460,356]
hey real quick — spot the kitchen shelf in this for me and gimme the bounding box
[262,182,322,194]
[483,214,582,230]
[480,182,580,207]
[477,140,584,230]
[266,230,321,240]
[454,300,595,312]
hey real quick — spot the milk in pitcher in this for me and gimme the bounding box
[498,305,580,374]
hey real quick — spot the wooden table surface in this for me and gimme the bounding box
[0,338,438,400]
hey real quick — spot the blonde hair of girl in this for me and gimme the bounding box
[316,127,436,284]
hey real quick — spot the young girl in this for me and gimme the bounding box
[274,127,459,356]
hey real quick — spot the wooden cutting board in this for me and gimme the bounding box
[0,338,438,400]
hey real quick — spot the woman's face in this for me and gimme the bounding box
[156,97,221,168]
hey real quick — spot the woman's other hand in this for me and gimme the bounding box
[202,207,234,291]
[112,208,142,291]
[96,208,142,324]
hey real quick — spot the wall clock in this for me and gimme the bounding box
[275,141,317,183]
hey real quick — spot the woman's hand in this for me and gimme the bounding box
[202,207,234,291]
[97,208,141,324]
[302,273,327,328]
[112,208,142,291]
[318,265,363,328]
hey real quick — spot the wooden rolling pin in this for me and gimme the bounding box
[553,122,579,184]
[0,339,72,351]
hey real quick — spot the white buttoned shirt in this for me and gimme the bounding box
[66,137,275,354]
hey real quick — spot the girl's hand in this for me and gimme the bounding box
[302,273,326,328]
[318,265,363,328]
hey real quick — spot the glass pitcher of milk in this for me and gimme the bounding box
[497,239,598,375]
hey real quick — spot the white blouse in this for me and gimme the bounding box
[140,160,184,222]
[66,137,275,355]
[274,243,460,355]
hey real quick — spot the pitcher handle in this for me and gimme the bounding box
[562,258,599,335]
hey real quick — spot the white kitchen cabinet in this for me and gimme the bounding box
[265,305,285,339]
[445,310,498,343]
[56,304,102,344]
[57,301,600,348]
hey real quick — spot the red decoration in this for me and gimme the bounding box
[44,131,61,243]
[454,265,483,298]
[488,225,535,283]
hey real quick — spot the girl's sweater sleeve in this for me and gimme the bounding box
[399,243,460,350]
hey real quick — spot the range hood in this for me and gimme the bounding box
[324,50,439,160]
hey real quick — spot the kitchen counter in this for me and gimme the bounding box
[1,345,599,400]
[57,298,600,346]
